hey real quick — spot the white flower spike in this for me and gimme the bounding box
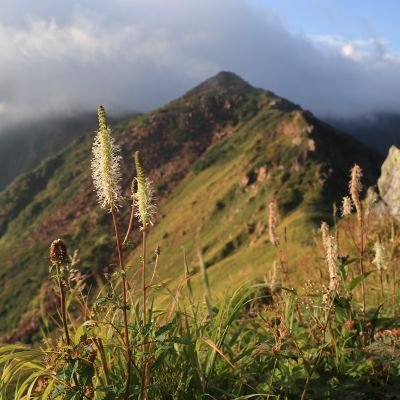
[91,105,122,211]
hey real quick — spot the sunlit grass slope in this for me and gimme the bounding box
[127,96,381,298]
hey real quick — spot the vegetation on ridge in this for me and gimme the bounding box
[0,105,399,399]
[0,72,382,340]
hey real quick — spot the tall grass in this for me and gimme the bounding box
[0,107,399,399]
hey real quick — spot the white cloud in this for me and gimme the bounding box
[0,0,400,129]
[309,34,396,62]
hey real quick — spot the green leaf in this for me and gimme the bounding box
[347,271,373,292]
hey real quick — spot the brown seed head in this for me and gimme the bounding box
[49,239,68,265]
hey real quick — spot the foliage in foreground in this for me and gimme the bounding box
[1,107,399,400]
[2,268,400,400]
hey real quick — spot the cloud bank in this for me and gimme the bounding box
[1,0,400,129]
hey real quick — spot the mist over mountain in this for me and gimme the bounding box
[1,0,400,129]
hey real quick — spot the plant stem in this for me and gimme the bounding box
[393,260,397,317]
[56,268,71,346]
[391,221,397,317]
[183,247,194,304]
[122,199,135,248]
[301,300,333,400]
[142,228,147,324]
[359,217,366,318]
[111,209,131,400]
[93,337,111,385]
[141,227,148,399]
[56,265,82,391]
[197,248,213,317]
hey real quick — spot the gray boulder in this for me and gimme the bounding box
[378,146,400,218]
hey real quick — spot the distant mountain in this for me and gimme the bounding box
[0,112,136,190]
[0,71,382,341]
[328,113,400,155]
[0,115,97,190]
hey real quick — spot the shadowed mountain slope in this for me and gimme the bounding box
[328,113,400,155]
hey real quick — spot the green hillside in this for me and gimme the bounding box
[0,72,382,340]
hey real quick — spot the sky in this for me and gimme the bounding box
[254,0,400,51]
[0,0,399,129]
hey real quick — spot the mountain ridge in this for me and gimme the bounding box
[0,71,382,341]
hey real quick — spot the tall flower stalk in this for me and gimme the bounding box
[268,198,289,284]
[49,239,71,346]
[133,150,155,399]
[91,106,122,211]
[372,240,387,302]
[350,164,366,316]
[91,106,131,400]
[49,239,81,390]
[321,222,340,296]
[134,150,155,323]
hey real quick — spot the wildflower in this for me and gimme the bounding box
[350,164,363,222]
[320,221,329,253]
[320,222,339,293]
[325,235,339,292]
[372,241,387,271]
[268,199,279,246]
[134,151,155,228]
[49,239,68,265]
[91,106,122,211]
[269,260,277,293]
[365,187,378,216]
[341,196,352,217]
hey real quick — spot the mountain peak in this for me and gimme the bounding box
[185,71,255,97]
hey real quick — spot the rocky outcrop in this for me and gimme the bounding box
[378,146,400,218]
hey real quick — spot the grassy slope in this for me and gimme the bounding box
[127,97,381,301]
[0,72,382,337]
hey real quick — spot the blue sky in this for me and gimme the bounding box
[0,0,399,128]
[253,0,399,52]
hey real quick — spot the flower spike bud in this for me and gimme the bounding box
[341,196,353,217]
[372,241,387,271]
[326,235,339,293]
[365,187,378,216]
[320,221,329,253]
[131,177,138,197]
[350,164,363,222]
[91,105,122,211]
[268,198,280,246]
[134,151,155,228]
